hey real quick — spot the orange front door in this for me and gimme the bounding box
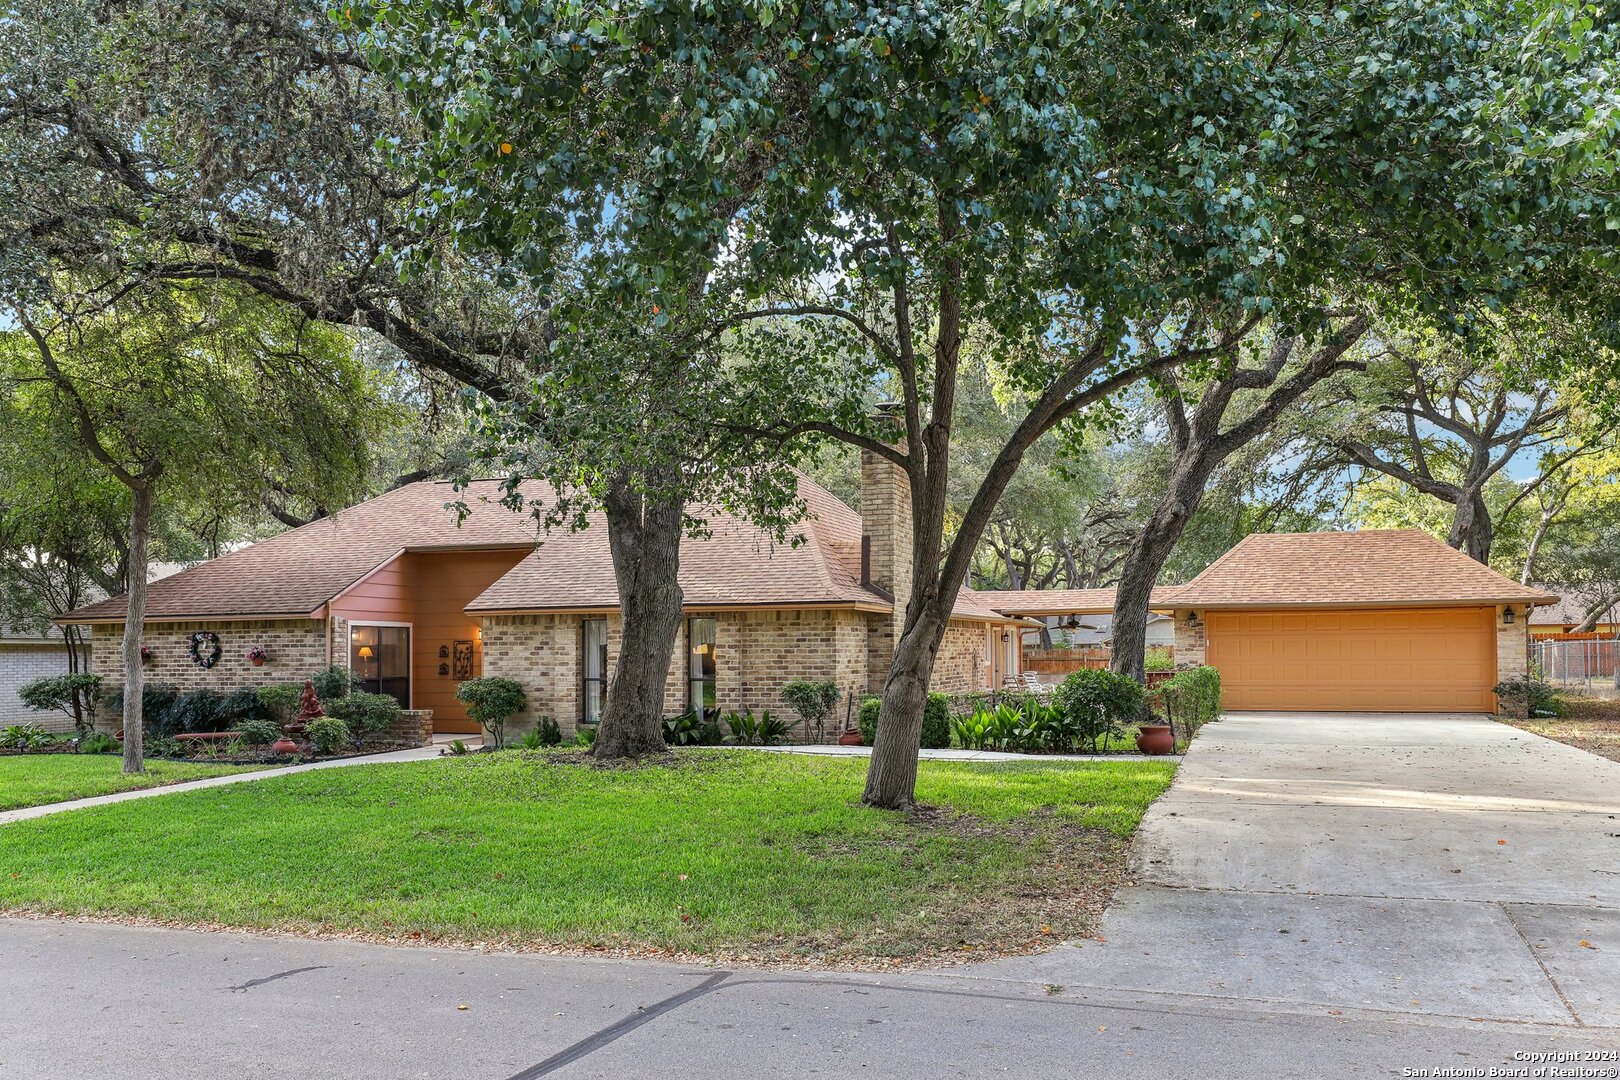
[1205,606,1496,712]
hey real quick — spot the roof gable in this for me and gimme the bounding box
[1168,529,1558,609]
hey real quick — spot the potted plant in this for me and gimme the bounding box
[247,644,269,667]
[139,644,153,665]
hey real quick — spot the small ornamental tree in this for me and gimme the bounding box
[780,680,840,742]
[18,673,102,737]
[1053,669,1146,754]
[456,676,526,750]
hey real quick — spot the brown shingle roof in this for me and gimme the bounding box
[1168,530,1559,609]
[1527,585,1616,627]
[64,473,1015,625]
[62,480,547,622]
[976,586,1182,616]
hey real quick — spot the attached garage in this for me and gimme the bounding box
[1168,530,1559,715]
[1205,606,1496,712]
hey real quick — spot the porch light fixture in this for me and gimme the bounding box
[1502,608,1514,625]
[1186,611,1201,628]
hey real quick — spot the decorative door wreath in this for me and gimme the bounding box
[187,630,222,669]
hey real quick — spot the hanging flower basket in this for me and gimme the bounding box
[139,645,153,665]
[247,644,269,667]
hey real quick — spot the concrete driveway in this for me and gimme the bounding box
[969,712,1620,1028]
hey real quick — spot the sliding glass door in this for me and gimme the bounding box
[350,624,411,709]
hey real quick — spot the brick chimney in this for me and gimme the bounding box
[860,435,913,693]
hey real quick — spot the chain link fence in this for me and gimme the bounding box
[1532,638,1620,696]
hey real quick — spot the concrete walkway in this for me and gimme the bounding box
[962,712,1620,1028]
[0,741,459,826]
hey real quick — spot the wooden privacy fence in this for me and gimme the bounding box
[1023,648,1111,675]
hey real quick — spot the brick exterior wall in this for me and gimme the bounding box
[89,619,331,724]
[1,643,74,731]
[1171,609,1207,668]
[933,622,989,694]
[1496,605,1530,687]
[385,709,436,747]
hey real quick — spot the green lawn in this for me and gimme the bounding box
[0,755,270,812]
[0,750,1174,963]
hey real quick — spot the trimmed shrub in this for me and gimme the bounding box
[221,687,271,727]
[1158,666,1222,742]
[168,689,232,735]
[304,716,350,755]
[535,715,563,747]
[256,683,304,724]
[1494,675,1562,719]
[101,684,180,736]
[311,665,361,703]
[857,696,881,745]
[455,676,526,749]
[325,691,403,736]
[237,718,283,747]
[1053,669,1146,753]
[857,694,949,749]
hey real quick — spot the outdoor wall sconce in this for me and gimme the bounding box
[1186,611,1201,628]
[1502,608,1514,625]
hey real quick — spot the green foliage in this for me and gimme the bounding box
[780,680,840,739]
[236,718,283,748]
[574,727,596,748]
[220,688,270,727]
[325,691,404,736]
[454,677,526,750]
[1054,670,1148,753]
[857,697,882,747]
[256,684,304,724]
[856,695,949,749]
[304,716,350,756]
[663,711,723,747]
[534,716,563,747]
[311,666,361,703]
[446,739,470,755]
[721,710,794,747]
[2,723,51,750]
[1143,649,1177,673]
[18,673,102,733]
[1494,676,1564,719]
[518,729,545,751]
[1157,667,1222,742]
[101,684,180,736]
[79,731,119,755]
[167,690,234,735]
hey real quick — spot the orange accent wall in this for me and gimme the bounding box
[330,548,530,733]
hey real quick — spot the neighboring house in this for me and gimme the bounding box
[974,587,1180,648]
[1527,585,1620,638]
[0,621,76,730]
[981,531,1555,713]
[61,451,1028,739]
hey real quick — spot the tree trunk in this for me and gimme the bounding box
[861,604,948,809]
[121,483,153,774]
[1112,463,1212,682]
[1447,490,1494,564]
[593,476,685,759]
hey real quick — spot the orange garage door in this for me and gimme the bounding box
[1205,607,1497,712]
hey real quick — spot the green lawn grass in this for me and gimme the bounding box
[0,755,269,811]
[0,750,1174,962]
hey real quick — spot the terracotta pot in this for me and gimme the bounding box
[1136,723,1175,755]
[251,657,265,667]
[837,730,864,747]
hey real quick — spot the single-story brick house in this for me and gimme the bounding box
[62,450,1029,739]
[979,531,1555,713]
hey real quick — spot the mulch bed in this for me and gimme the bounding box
[1504,695,1620,764]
